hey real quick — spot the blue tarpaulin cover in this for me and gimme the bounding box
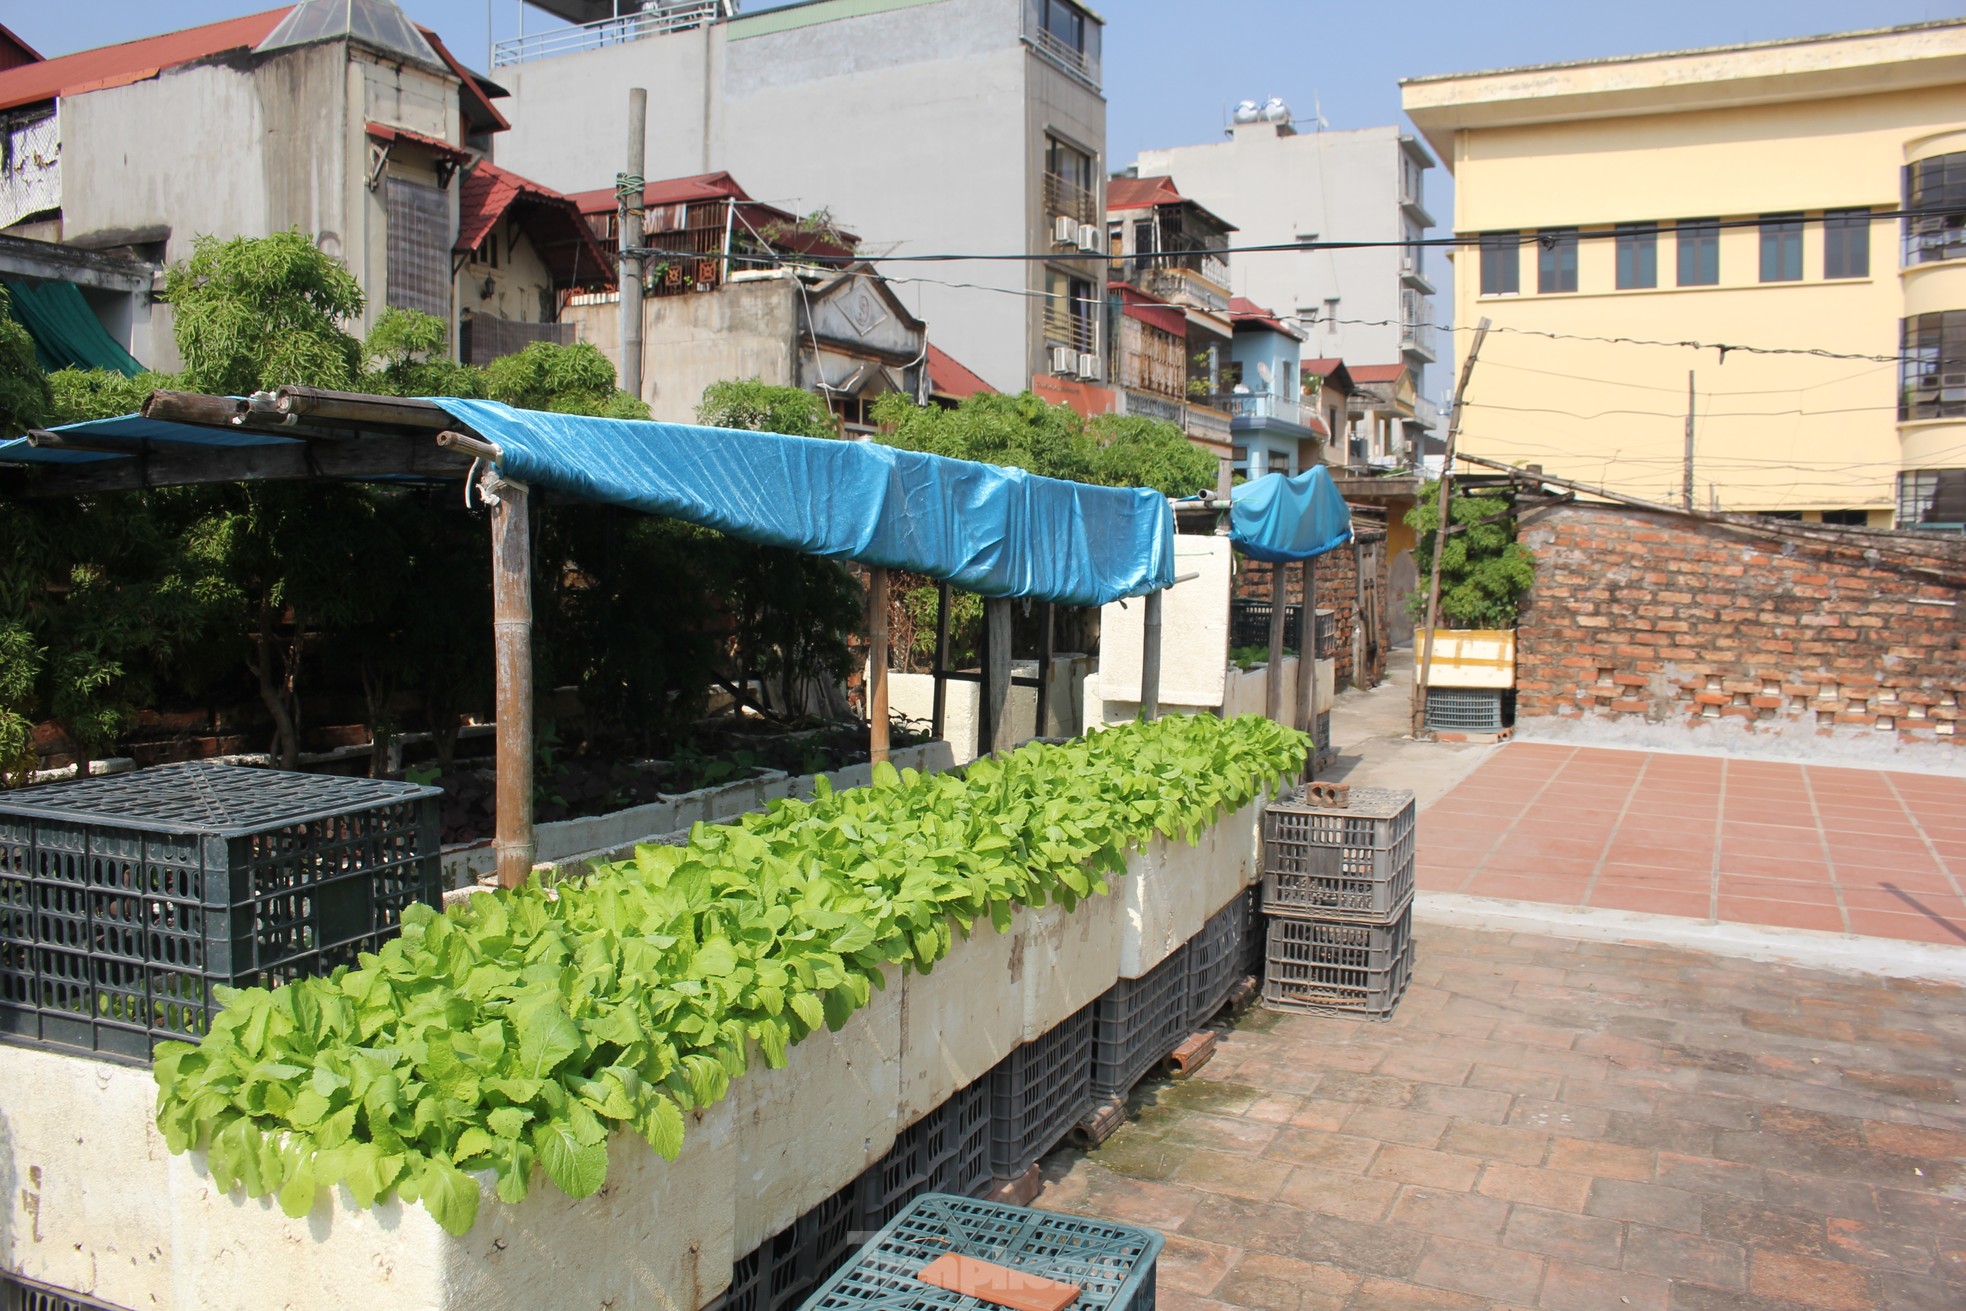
[433,400,1176,607]
[1228,467,1354,563]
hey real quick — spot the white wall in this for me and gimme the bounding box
[1093,536,1232,708]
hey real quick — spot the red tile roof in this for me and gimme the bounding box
[0,8,290,113]
[1301,358,1354,393]
[0,23,43,73]
[1349,363,1409,384]
[366,121,471,162]
[457,159,613,288]
[1107,175,1185,211]
[418,24,508,134]
[566,171,754,215]
[1227,295,1304,341]
[928,344,994,401]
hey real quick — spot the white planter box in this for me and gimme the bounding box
[897,917,1025,1122]
[1117,799,1262,979]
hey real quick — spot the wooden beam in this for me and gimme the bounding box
[1264,561,1287,722]
[866,566,890,765]
[984,597,1013,755]
[2,436,474,497]
[273,385,456,430]
[141,391,248,426]
[490,477,535,888]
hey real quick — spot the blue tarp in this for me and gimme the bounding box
[0,400,1177,608]
[1228,467,1354,563]
[432,400,1174,608]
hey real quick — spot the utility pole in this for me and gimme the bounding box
[1683,370,1695,512]
[619,88,647,404]
[1411,316,1491,740]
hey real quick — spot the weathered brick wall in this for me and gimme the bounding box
[1517,505,1966,746]
[1230,529,1389,688]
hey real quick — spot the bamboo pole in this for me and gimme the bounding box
[1296,558,1316,775]
[489,476,535,888]
[1412,316,1491,740]
[1264,561,1287,721]
[866,567,890,764]
[984,597,1014,754]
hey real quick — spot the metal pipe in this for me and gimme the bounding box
[1140,589,1163,720]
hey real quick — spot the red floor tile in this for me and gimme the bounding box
[1481,853,1601,881]
[1587,884,1713,919]
[1463,873,1592,905]
[1716,875,1841,906]
[1843,909,1966,947]
[1835,885,1966,917]
[1717,854,1830,882]
[1715,896,1847,933]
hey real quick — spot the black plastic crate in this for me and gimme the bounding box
[707,1184,858,1311]
[987,1007,1094,1178]
[0,761,441,1062]
[1424,687,1506,733]
[1186,899,1247,1026]
[856,1078,993,1232]
[3,1274,120,1311]
[804,1193,1164,1311]
[1091,942,1191,1099]
[1261,908,1414,1018]
[1229,598,1301,653]
[1241,888,1266,978]
[1314,608,1337,659]
[1314,711,1333,770]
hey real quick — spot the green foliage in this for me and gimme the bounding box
[483,341,648,419]
[0,284,50,438]
[45,368,176,425]
[1405,482,1537,629]
[871,391,1213,498]
[364,309,485,401]
[167,230,366,395]
[902,584,981,665]
[153,715,1306,1233]
[696,378,838,440]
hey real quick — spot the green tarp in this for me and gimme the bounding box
[2,278,144,376]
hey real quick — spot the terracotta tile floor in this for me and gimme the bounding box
[1418,743,1966,947]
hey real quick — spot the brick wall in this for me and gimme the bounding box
[1229,530,1390,688]
[1517,505,1966,747]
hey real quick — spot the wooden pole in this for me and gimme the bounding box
[1682,370,1696,512]
[1296,559,1316,769]
[931,581,951,742]
[620,88,647,404]
[866,567,890,764]
[489,475,535,888]
[1264,560,1287,721]
[1140,589,1163,720]
[984,597,1014,754]
[1412,316,1491,739]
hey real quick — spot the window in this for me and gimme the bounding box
[1896,469,1966,528]
[1818,509,1870,527]
[1029,0,1099,82]
[1537,228,1578,293]
[1615,223,1657,290]
[1904,152,1966,265]
[1322,298,1339,332]
[1044,136,1096,222]
[1900,310,1966,421]
[1759,213,1803,282]
[1479,232,1519,295]
[1040,0,1084,53]
[1823,208,1870,278]
[384,177,451,319]
[1676,219,1719,286]
[1045,267,1096,354]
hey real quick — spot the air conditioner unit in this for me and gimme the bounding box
[1049,345,1079,375]
[1052,214,1078,244]
[1076,223,1102,253]
[1077,351,1100,379]
[1944,373,1966,388]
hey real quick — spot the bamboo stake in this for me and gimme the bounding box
[1264,560,1287,721]
[1412,316,1491,740]
[489,475,535,888]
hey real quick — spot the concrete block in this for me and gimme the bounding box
[731,963,902,1254]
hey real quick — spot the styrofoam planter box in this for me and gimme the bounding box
[732,964,903,1255]
[1117,800,1261,979]
[898,917,1026,1121]
[1018,890,1126,1042]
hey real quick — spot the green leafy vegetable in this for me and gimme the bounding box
[154,715,1304,1234]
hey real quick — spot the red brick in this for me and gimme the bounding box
[1541,1259,1668,1311]
[1748,1250,1877,1311]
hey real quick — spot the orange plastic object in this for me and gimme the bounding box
[915,1253,1082,1311]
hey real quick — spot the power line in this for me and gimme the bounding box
[1466,400,1898,422]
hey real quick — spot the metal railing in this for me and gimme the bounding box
[1905,213,1966,266]
[1029,27,1099,86]
[1211,390,1301,426]
[1043,308,1097,354]
[1184,403,1232,445]
[1043,173,1099,227]
[1140,265,1228,313]
[492,1,732,66]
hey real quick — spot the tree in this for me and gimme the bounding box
[45,367,174,425]
[697,377,837,439]
[1086,413,1217,499]
[166,229,366,395]
[483,340,648,418]
[0,283,50,438]
[1406,482,1537,629]
[364,308,485,400]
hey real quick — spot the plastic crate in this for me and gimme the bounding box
[3,1274,120,1311]
[1261,908,1414,1018]
[1424,687,1505,733]
[1228,598,1302,654]
[801,1193,1164,1311]
[709,1185,859,1311]
[1186,899,1247,1026]
[1314,608,1337,659]
[857,1079,993,1231]
[1091,943,1191,1099]
[1241,888,1266,978]
[0,761,441,1062]
[1262,785,1416,922]
[986,1007,1094,1178]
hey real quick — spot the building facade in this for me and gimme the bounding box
[1134,118,1438,443]
[1404,20,1966,528]
[488,0,1106,399]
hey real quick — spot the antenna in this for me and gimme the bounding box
[1312,92,1330,132]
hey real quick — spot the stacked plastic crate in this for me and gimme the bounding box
[1257,785,1417,1018]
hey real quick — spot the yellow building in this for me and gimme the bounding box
[1402,21,1966,529]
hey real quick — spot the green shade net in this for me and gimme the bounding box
[1,278,144,376]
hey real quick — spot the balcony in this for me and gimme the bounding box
[1042,307,1097,354]
[1211,390,1303,429]
[1399,256,1435,293]
[1184,403,1232,449]
[492,1,732,66]
[1401,295,1437,364]
[1138,263,1229,314]
[1043,173,1100,228]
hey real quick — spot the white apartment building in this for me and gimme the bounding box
[488,0,1107,397]
[1136,116,1440,444]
